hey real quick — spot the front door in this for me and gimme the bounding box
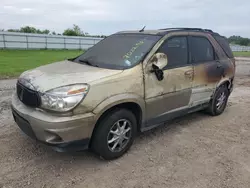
[144,35,193,127]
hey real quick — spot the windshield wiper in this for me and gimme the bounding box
[78,59,98,67]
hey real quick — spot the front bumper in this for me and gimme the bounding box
[11,94,97,151]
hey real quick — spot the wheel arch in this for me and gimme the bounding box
[90,94,145,145]
[216,78,232,90]
[210,78,232,101]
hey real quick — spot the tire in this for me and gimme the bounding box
[91,109,137,160]
[206,85,229,116]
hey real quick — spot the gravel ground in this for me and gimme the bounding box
[0,59,250,188]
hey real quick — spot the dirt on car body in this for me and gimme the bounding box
[0,59,250,188]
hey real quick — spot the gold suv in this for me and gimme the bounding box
[12,28,235,160]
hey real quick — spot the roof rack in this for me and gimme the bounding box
[159,28,213,33]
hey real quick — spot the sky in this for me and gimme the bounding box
[1,0,250,37]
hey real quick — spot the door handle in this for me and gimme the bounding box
[217,64,222,68]
[216,61,222,68]
[184,70,193,79]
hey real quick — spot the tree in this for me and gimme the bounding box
[73,24,82,36]
[36,29,42,34]
[4,25,105,38]
[7,29,20,32]
[63,24,85,36]
[63,29,77,36]
[42,29,50,34]
[20,26,37,33]
[228,35,250,46]
[7,26,51,35]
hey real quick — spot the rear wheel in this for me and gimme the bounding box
[206,85,229,116]
[91,109,137,160]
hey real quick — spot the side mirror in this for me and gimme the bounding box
[151,53,168,70]
[150,53,168,81]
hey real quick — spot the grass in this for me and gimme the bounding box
[233,51,250,57]
[1,49,250,79]
[0,50,83,79]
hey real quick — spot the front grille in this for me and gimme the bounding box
[16,82,41,107]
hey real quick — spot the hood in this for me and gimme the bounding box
[18,60,123,92]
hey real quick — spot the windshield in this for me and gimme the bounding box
[74,34,161,69]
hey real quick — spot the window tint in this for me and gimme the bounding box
[157,36,188,68]
[213,35,234,58]
[190,37,215,63]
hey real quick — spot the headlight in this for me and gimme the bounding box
[40,84,89,112]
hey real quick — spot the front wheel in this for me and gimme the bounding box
[91,109,137,160]
[206,85,229,116]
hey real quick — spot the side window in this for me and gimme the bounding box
[157,36,188,68]
[190,36,215,63]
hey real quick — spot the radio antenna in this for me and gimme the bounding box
[139,26,146,32]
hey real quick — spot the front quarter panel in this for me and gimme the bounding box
[73,64,145,117]
[92,93,145,122]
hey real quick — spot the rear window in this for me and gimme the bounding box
[213,35,234,58]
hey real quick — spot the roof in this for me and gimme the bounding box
[116,28,215,36]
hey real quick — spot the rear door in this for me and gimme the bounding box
[188,34,223,107]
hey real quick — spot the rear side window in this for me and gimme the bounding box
[190,36,215,63]
[157,36,188,68]
[213,35,234,58]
